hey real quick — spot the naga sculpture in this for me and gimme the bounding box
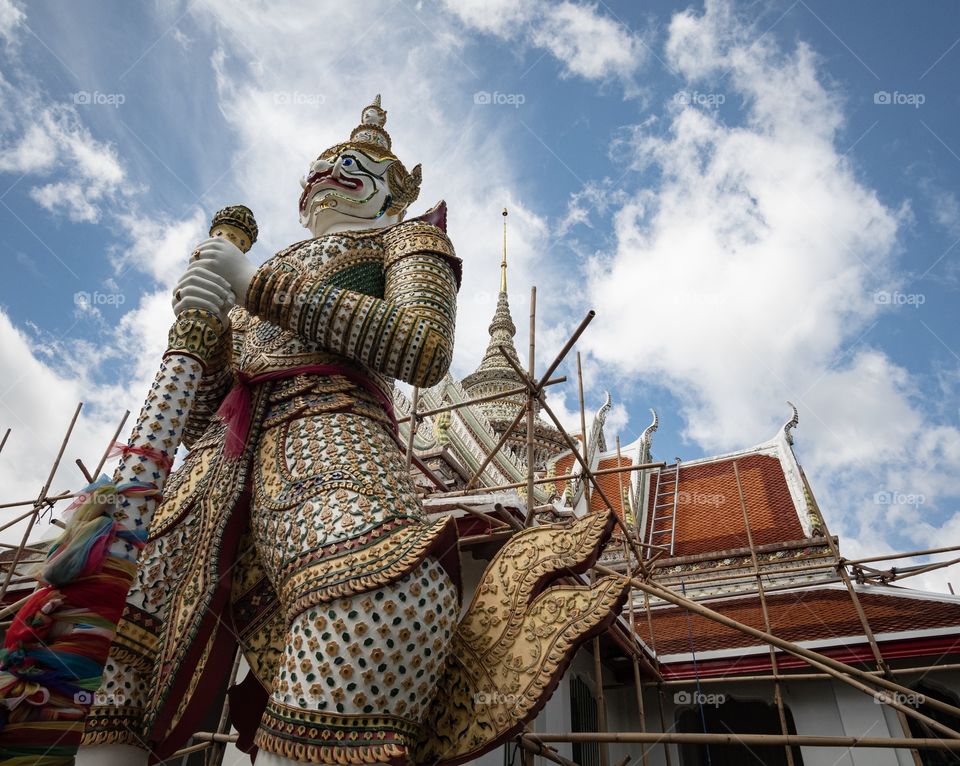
[37,96,626,766]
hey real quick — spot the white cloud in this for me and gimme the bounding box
[532,2,649,87]
[113,207,208,288]
[931,188,960,239]
[30,180,101,222]
[0,19,130,221]
[0,0,24,45]
[438,0,537,37]
[585,0,901,451]
[574,0,960,587]
[439,0,649,93]
[0,310,133,546]
[0,122,57,173]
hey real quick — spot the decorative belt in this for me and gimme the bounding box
[216,364,398,459]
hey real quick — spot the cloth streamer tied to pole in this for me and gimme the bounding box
[0,206,258,765]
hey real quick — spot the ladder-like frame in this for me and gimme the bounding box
[646,459,681,556]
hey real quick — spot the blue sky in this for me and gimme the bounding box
[0,0,958,587]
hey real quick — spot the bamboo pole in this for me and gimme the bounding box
[521,736,582,766]
[465,309,597,494]
[205,647,245,766]
[437,460,668,498]
[846,543,960,566]
[454,503,511,531]
[524,732,960,752]
[0,491,75,512]
[536,394,650,577]
[493,342,652,576]
[405,386,420,469]
[395,378,566,424]
[0,402,82,603]
[733,461,794,766]
[857,556,960,584]
[573,350,608,766]
[642,590,673,766]
[796,465,922,763]
[524,286,537,526]
[617,437,648,766]
[599,566,960,740]
[576,353,591,510]
[658,663,960,686]
[93,409,131,477]
[464,401,529,491]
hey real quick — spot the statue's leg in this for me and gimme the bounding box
[248,413,460,765]
[75,528,177,762]
[79,443,214,761]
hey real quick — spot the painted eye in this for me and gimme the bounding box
[342,157,354,167]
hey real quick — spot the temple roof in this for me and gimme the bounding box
[460,289,526,402]
[636,584,960,675]
[639,446,809,558]
[459,210,565,468]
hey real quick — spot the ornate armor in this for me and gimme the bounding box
[82,212,463,764]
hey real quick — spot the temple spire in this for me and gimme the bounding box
[460,208,567,471]
[500,208,508,294]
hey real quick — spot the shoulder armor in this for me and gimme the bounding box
[382,219,461,288]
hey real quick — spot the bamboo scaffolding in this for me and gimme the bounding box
[494,339,653,576]
[6,282,959,761]
[524,286,537,526]
[732,461,794,766]
[0,402,82,604]
[577,353,609,766]
[599,566,960,741]
[846,544,960,566]
[433,460,668,499]
[395,377,566,424]
[464,401,529,491]
[523,732,960,752]
[617,436,649,766]
[856,556,960,584]
[405,385,420,469]
[521,736,582,766]
[658,663,960,686]
[796,464,923,763]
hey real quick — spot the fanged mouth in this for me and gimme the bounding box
[299,170,363,212]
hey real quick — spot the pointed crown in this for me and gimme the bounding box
[316,95,421,217]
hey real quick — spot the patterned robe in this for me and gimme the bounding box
[81,210,463,764]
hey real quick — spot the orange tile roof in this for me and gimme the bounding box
[636,588,960,657]
[551,452,576,497]
[588,455,633,522]
[643,454,805,557]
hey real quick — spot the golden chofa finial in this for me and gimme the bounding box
[501,207,508,294]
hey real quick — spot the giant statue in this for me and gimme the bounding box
[0,97,626,766]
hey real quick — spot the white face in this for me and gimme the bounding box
[298,148,396,236]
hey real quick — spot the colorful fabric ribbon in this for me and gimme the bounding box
[0,478,151,764]
[107,441,174,472]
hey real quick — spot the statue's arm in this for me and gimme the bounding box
[181,314,238,448]
[245,223,460,387]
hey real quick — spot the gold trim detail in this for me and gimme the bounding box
[166,308,225,368]
[415,511,628,765]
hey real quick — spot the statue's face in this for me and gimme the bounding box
[299,148,395,234]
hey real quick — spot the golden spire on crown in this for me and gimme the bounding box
[350,94,391,153]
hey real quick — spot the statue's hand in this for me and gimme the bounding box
[172,263,236,322]
[191,236,257,306]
